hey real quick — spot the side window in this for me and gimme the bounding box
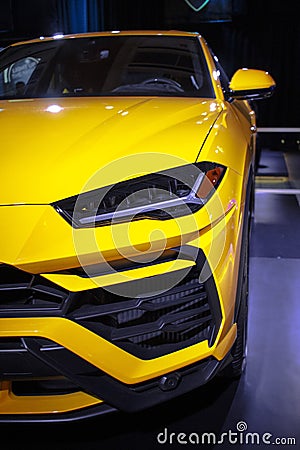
[210,50,230,97]
[0,57,39,97]
[215,59,230,95]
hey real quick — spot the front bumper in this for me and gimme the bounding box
[0,350,233,423]
[0,248,237,421]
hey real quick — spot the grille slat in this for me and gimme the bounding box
[111,305,211,341]
[71,289,207,320]
[0,260,222,360]
[71,298,141,320]
[140,290,207,311]
[0,284,30,291]
[0,265,68,310]
[74,265,221,359]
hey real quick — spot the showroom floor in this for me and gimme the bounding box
[2,144,300,449]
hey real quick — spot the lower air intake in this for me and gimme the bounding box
[70,265,221,359]
[0,264,68,311]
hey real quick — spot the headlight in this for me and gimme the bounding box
[53,162,225,228]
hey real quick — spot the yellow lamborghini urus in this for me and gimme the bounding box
[0,31,275,421]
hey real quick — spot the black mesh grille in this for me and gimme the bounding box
[0,264,68,311]
[70,266,221,359]
[0,259,221,359]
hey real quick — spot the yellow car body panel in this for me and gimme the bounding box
[0,381,102,415]
[0,97,222,204]
[0,317,236,384]
[0,30,275,420]
[230,68,276,91]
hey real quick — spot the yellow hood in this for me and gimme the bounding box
[0,97,222,204]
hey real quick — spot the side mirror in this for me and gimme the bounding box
[228,68,276,100]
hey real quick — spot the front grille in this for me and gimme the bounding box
[0,264,68,311]
[0,257,222,359]
[70,265,221,359]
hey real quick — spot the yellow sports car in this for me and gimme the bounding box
[0,31,275,421]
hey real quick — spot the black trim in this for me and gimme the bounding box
[4,335,229,416]
[0,250,223,419]
[0,264,68,315]
[0,254,223,419]
[52,162,226,229]
[0,249,222,360]
[229,86,275,101]
[234,167,253,321]
[0,403,116,423]
[72,262,221,360]
[62,249,180,277]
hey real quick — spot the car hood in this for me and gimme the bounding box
[0,97,222,204]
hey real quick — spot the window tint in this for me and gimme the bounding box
[210,50,230,97]
[0,36,215,99]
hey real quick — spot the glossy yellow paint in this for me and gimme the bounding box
[0,168,240,271]
[0,30,270,417]
[0,381,102,415]
[0,316,236,385]
[43,259,196,292]
[0,104,246,413]
[0,185,240,386]
[0,97,222,204]
[0,165,243,363]
[229,68,276,91]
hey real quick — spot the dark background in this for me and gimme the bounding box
[0,0,299,127]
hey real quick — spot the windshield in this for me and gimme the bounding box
[0,35,215,99]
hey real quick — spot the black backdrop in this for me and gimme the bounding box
[0,0,299,127]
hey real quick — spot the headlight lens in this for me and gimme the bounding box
[53,162,225,228]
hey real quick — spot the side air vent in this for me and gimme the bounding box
[0,264,68,313]
[70,266,221,359]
